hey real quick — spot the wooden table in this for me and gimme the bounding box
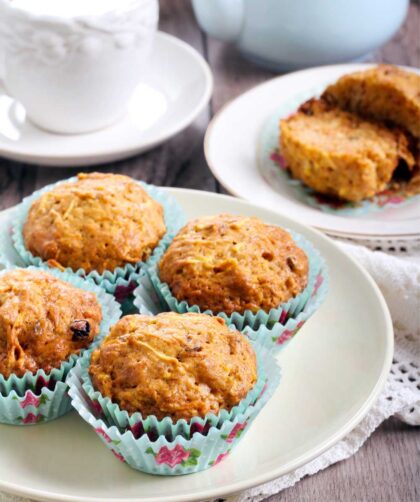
[0,2,419,501]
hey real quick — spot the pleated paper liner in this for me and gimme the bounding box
[0,266,121,425]
[134,268,327,351]
[68,343,280,475]
[11,177,186,302]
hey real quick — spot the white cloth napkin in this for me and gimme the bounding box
[1,242,419,502]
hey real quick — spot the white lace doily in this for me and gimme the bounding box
[1,241,419,502]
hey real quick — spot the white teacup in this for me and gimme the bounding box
[0,0,158,134]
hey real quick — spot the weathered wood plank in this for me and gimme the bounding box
[370,3,420,67]
[266,418,420,502]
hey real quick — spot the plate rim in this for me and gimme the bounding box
[0,187,394,502]
[0,31,214,166]
[204,63,420,239]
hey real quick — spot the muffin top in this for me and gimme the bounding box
[89,313,257,420]
[322,65,420,138]
[0,269,102,378]
[23,172,166,274]
[158,214,309,315]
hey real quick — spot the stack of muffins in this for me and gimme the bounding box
[1,171,327,474]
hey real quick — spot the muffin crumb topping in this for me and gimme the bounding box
[0,269,102,378]
[89,313,257,421]
[158,214,309,315]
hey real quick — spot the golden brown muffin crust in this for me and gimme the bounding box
[23,172,166,274]
[322,65,420,139]
[0,269,102,378]
[280,99,415,202]
[158,214,308,315]
[89,313,257,420]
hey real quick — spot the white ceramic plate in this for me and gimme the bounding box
[0,32,213,167]
[0,188,393,502]
[205,63,420,238]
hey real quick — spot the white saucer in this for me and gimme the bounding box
[205,63,420,238]
[0,188,392,502]
[0,32,213,167]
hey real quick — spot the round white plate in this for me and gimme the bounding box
[0,32,213,167]
[0,188,393,502]
[205,63,420,238]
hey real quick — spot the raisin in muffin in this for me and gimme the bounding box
[158,214,308,315]
[280,99,415,202]
[23,173,166,274]
[0,269,102,378]
[89,313,257,420]
[322,65,420,139]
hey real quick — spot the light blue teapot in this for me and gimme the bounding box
[191,0,409,71]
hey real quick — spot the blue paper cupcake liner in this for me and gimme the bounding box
[243,269,329,351]
[134,265,328,351]
[0,266,121,425]
[74,338,267,440]
[143,228,328,332]
[11,176,186,298]
[68,342,280,475]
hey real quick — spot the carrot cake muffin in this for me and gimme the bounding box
[322,65,420,139]
[158,214,309,315]
[280,99,415,202]
[0,269,102,378]
[23,173,166,274]
[89,313,257,420]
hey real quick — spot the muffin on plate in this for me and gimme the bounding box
[69,312,279,475]
[22,172,166,274]
[157,214,309,316]
[89,312,257,421]
[0,268,102,378]
[280,99,415,202]
[322,65,420,139]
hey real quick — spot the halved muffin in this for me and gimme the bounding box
[280,99,415,202]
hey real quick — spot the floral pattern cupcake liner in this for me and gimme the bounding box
[258,84,420,216]
[11,177,186,298]
[0,383,72,425]
[68,343,280,475]
[243,267,329,351]
[143,228,328,332]
[74,340,267,441]
[0,266,122,425]
[134,266,328,351]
